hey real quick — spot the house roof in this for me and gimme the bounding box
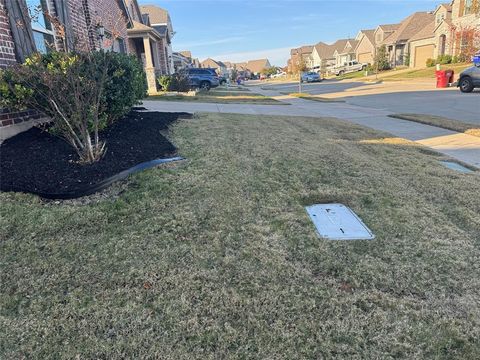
[246,59,271,73]
[345,40,359,52]
[179,51,192,59]
[331,39,350,53]
[382,12,435,45]
[378,23,401,32]
[127,20,163,40]
[201,58,223,69]
[299,45,314,54]
[410,20,436,42]
[358,29,376,46]
[234,62,248,70]
[436,3,452,12]
[140,5,170,24]
[313,42,335,59]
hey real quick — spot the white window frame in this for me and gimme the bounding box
[28,0,56,52]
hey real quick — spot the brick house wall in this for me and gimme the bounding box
[0,0,16,67]
[0,0,47,133]
[0,0,131,136]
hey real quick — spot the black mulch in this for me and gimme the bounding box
[0,110,192,196]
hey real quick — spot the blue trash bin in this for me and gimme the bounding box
[474,54,480,66]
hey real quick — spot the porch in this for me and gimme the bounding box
[127,21,169,94]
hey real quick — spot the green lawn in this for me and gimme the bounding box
[149,90,285,105]
[1,113,480,358]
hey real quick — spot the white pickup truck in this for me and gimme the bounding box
[334,61,368,76]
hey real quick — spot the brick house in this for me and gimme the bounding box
[355,29,376,65]
[380,12,435,67]
[434,0,480,60]
[0,0,175,140]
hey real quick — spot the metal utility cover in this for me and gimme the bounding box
[305,204,374,240]
[439,161,474,174]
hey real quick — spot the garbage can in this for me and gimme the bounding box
[473,54,480,66]
[445,69,455,84]
[436,70,448,88]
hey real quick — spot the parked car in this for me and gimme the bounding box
[186,68,220,90]
[301,72,321,83]
[334,61,368,76]
[272,72,286,78]
[457,64,480,93]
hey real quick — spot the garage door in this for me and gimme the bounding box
[358,52,373,64]
[414,45,434,68]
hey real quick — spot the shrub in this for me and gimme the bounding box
[157,72,190,92]
[403,53,410,66]
[426,58,436,67]
[374,45,390,71]
[158,75,173,91]
[100,52,147,124]
[437,54,452,64]
[0,51,146,163]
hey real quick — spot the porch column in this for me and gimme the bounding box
[151,40,161,74]
[143,36,157,94]
[392,44,397,68]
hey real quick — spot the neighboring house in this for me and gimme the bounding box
[332,39,357,67]
[299,45,314,69]
[311,42,336,72]
[246,58,271,75]
[435,0,480,59]
[200,58,227,75]
[233,62,251,78]
[355,29,376,64]
[0,0,132,135]
[288,45,314,72]
[172,52,191,71]
[380,12,435,67]
[409,21,436,67]
[374,23,400,46]
[433,3,454,58]
[140,5,175,75]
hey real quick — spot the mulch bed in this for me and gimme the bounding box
[0,110,191,197]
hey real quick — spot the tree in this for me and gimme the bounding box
[262,67,277,76]
[374,45,390,71]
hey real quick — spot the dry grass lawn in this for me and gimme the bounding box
[389,113,480,138]
[149,90,285,105]
[1,113,480,358]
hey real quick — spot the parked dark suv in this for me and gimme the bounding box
[186,68,220,90]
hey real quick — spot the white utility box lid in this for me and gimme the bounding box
[305,203,374,240]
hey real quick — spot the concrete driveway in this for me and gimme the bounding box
[259,79,480,123]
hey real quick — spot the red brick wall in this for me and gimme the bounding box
[0,0,131,131]
[0,0,16,68]
[76,0,130,52]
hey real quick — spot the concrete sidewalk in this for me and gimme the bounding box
[142,90,480,168]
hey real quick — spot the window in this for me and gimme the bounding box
[26,0,55,53]
[436,13,445,25]
[464,0,473,15]
[102,31,126,53]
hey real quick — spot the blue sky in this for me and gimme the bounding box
[144,0,440,66]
